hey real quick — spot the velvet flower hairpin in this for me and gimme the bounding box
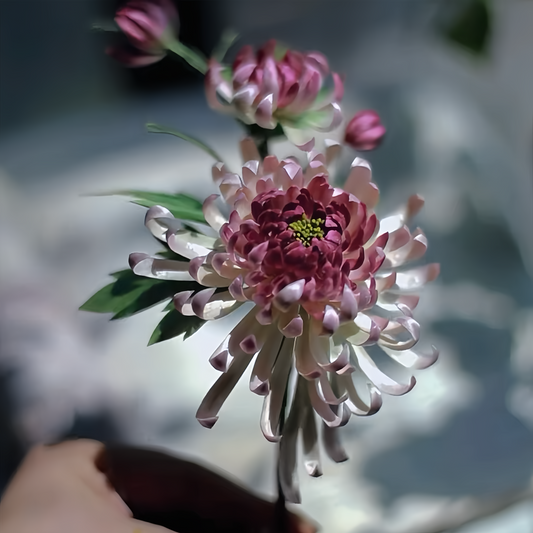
[84,0,438,505]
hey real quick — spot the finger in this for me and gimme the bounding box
[130,517,179,533]
[97,445,318,533]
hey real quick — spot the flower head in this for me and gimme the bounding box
[344,109,386,151]
[129,139,439,502]
[107,0,178,67]
[205,41,344,143]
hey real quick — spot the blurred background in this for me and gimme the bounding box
[1,0,533,531]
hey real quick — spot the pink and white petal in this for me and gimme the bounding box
[318,374,347,405]
[279,376,305,504]
[323,139,342,167]
[406,194,425,220]
[196,350,255,428]
[381,344,439,370]
[202,194,227,232]
[209,336,232,372]
[273,279,306,312]
[205,60,233,110]
[307,379,343,427]
[255,94,276,129]
[301,404,322,477]
[322,423,349,463]
[144,205,176,240]
[228,276,249,302]
[321,305,340,336]
[227,309,264,358]
[340,284,358,322]
[239,137,261,164]
[260,337,295,442]
[295,325,323,380]
[376,272,397,292]
[173,290,195,316]
[378,316,421,351]
[340,375,383,416]
[129,253,193,281]
[343,157,379,209]
[191,289,240,320]
[167,231,214,259]
[352,345,416,396]
[392,263,440,292]
[383,231,428,269]
[384,226,411,252]
[249,329,283,395]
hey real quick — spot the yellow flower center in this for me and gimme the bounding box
[289,214,324,246]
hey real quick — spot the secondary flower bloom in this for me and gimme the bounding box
[205,41,344,145]
[129,139,439,502]
[344,110,386,151]
[107,0,179,67]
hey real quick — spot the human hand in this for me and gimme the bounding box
[0,440,318,533]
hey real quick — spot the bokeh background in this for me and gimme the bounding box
[1,0,533,531]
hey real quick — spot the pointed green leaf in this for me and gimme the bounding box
[146,123,224,163]
[148,309,206,345]
[80,269,207,320]
[97,190,206,223]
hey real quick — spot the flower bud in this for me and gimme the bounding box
[205,40,344,139]
[344,110,386,151]
[108,0,178,67]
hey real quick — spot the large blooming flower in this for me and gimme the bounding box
[205,40,344,145]
[129,139,439,502]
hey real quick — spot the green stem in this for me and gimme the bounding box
[257,137,269,160]
[167,41,207,74]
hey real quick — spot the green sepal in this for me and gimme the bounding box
[148,309,206,345]
[146,123,224,163]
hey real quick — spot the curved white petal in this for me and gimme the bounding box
[128,253,193,281]
[307,379,343,427]
[260,337,295,442]
[249,330,283,395]
[352,345,416,396]
[167,231,214,259]
[301,404,322,477]
[340,375,383,416]
[196,351,254,428]
[381,344,439,370]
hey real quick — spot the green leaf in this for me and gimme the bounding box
[167,41,208,74]
[99,190,206,223]
[444,0,492,56]
[80,269,207,320]
[148,309,206,345]
[212,28,239,62]
[146,123,224,163]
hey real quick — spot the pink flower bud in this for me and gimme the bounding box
[109,0,178,67]
[344,110,386,151]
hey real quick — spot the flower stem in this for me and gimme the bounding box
[257,137,269,160]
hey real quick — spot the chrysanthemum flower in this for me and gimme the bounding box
[205,40,344,145]
[129,139,439,502]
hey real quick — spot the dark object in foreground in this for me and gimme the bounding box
[97,444,315,533]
